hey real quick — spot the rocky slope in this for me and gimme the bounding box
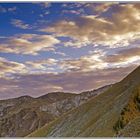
[0,86,110,137]
[28,66,140,137]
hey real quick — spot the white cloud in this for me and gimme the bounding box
[11,19,32,29]
[0,6,7,13]
[39,4,140,49]
[8,6,17,12]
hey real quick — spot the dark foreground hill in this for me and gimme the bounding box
[28,66,140,137]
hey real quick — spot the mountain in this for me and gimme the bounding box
[28,66,140,137]
[0,66,140,137]
[0,85,110,137]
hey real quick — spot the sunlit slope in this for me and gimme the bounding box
[118,117,140,137]
[28,66,140,137]
[115,84,140,137]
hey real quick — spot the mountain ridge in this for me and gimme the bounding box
[0,84,110,137]
[28,65,140,137]
[0,66,140,137]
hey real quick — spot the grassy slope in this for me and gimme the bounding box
[28,66,140,137]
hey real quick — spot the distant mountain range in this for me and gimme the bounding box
[0,66,140,137]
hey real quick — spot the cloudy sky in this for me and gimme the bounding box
[0,2,140,99]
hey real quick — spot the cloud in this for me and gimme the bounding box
[0,6,7,13]
[0,34,60,55]
[86,3,118,14]
[0,65,137,99]
[8,6,17,12]
[0,6,17,13]
[62,9,85,15]
[11,19,32,29]
[0,3,140,99]
[0,57,60,78]
[60,52,107,72]
[40,2,51,8]
[104,47,140,66]
[0,57,27,78]
[40,3,140,48]
[0,75,63,99]
[1,44,139,82]
[58,46,140,73]
[61,3,86,9]
[26,58,58,73]
[53,51,66,57]
[93,3,114,13]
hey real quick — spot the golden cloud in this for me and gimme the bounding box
[40,4,140,48]
[0,57,27,78]
[59,51,107,72]
[0,34,60,55]
[26,58,58,71]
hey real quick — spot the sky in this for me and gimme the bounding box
[0,2,140,99]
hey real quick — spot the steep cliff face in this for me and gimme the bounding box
[0,85,110,137]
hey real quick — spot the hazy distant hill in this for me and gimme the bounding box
[28,66,140,137]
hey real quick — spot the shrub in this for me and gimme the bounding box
[113,119,124,132]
